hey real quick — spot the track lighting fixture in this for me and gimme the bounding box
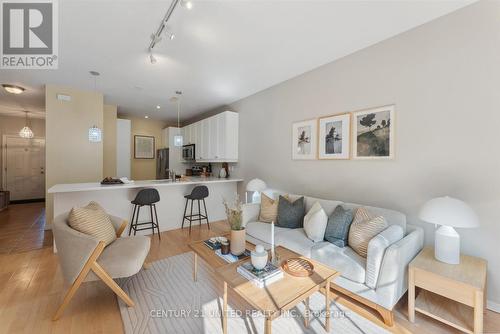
[149,52,157,64]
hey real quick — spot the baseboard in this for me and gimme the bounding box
[10,198,45,204]
[487,300,500,313]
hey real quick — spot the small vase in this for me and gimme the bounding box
[230,229,246,256]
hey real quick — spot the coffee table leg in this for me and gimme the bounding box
[223,281,228,334]
[325,279,331,332]
[264,317,272,334]
[304,297,310,328]
[193,253,198,281]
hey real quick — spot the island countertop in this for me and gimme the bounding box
[48,177,244,194]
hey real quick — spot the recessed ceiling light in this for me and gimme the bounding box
[156,105,161,109]
[182,0,193,10]
[89,71,100,76]
[145,115,149,119]
[2,84,25,94]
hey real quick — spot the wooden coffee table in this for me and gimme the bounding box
[215,246,340,334]
[188,235,256,282]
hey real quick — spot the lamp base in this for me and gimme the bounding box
[434,225,460,264]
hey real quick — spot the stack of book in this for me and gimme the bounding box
[237,261,283,288]
[203,239,221,250]
[215,249,251,263]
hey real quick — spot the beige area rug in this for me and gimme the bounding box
[118,252,390,334]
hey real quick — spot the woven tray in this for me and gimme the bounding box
[281,257,314,277]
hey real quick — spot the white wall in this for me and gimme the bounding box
[230,1,500,306]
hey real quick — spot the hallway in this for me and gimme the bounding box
[0,203,52,254]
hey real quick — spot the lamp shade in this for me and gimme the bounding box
[246,178,267,192]
[418,196,479,228]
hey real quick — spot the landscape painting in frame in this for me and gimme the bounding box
[292,119,317,160]
[353,105,394,159]
[318,113,351,160]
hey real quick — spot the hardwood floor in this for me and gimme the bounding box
[0,203,499,334]
[0,202,52,254]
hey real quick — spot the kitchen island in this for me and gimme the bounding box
[48,177,243,235]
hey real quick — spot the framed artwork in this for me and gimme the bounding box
[318,113,351,160]
[352,105,395,159]
[134,135,155,159]
[292,119,317,160]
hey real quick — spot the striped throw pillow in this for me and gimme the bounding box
[68,201,117,246]
[348,207,388,258]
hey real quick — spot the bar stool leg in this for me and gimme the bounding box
[189,199,194,233]
[202,198,210,230]
[149,205,155,238]
[134,206,141,236]
[181,199,188,229]
[153,204,161,240]
[128,204,137,236]
[197,200,202,229]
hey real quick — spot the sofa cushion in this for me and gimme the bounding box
[245,222,289,245]
[259,193,289,223]
[68,201,117,246]
[324,205,353,247]
[277,228,315,258]
[303,202,328,242]
[304,196,344,216]
[349,208,388,258]
[311,242,367,283]
[277,196,305,229]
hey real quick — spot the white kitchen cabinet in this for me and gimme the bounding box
[181,111,238,163]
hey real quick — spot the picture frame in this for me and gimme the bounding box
[134,135,155,159]
[318,113,351,160]
[292,119,317,160]
[352,105,395,159]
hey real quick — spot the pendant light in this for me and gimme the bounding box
[173,91,183,147]
[19,111,34,138]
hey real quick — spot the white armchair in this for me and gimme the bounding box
[52,213,150,320]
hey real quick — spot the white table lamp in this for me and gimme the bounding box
[419,196,479,264]
[245,178,267,203]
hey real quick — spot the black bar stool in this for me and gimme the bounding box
[182,186,210,232]
[129,188,161,240]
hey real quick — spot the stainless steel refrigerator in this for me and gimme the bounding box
[156,148,169,179]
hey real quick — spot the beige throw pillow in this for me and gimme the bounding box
[68,201,117,246]
[348,207,388,258]
[259,193,288,223]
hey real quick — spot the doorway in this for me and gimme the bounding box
[2,135,45,201]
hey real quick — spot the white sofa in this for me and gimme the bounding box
[242,191,424,325]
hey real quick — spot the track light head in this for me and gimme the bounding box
[149,53,157,64]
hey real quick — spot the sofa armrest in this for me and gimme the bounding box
[366,225,404,289]
[374,224,424,309]
[242,203,260,227]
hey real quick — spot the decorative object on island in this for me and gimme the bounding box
[134,135,155,159]
[419,196,479,264]
[250,244,268,270]
[318,113,351,159]
[19,111,34,139]
[352,105,394,159]
[223,195,245,255]
[292,119,317,160]
[245,178,267,203]
[221,162,230,178]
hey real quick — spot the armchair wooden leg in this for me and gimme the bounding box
[92,262,134,307]
[53,241,106,321]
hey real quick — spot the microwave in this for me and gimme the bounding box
[182,144,195,161]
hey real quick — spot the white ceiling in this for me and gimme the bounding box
[0,0,475,122]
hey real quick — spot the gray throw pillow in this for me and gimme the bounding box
[324,205,353,247]
[277,196,305,229]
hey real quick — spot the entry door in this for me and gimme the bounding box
[5,136,45,200]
